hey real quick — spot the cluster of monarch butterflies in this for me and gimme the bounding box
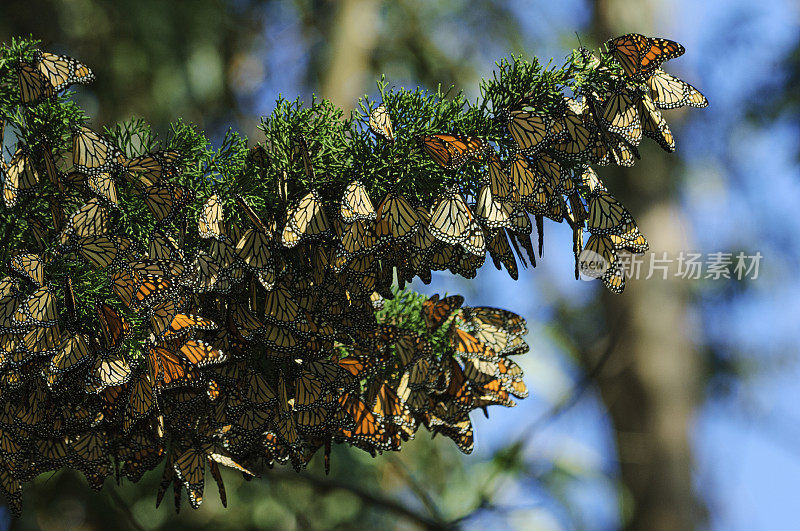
[365,34,706,292]
[0,33,706,515]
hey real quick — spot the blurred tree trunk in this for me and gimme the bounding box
[589,1,705,529]
[318,0,380,111]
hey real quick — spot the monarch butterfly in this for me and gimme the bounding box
[420,134,486,170]
[450,327,498,364]
[262,322,299,354]
[231,194,271,234]
[127,258,188,281]
[367,381,414,430]
[484,152,511,201]
[281,191,330,248]
[397,358,432,409]
[427,241,457,272]
[262,286,300,324]
[167,315,219,340]
[601,88,642,146]
[578,46,602,69]
[551,97,593,159]
[340,181,376,223]
[393,328,431,367]
[294,371,325,410]
[39,144,61,192]
[2,148,39,208]
[471,378,515,408]
[338,392,387,451]
[10,253,44,286]
[236,228,273,270]
[241,370,275,407]
[533,153,561,191]
[461,306,528,342]
[464,318,528,359]
[369,103,394,142]
[12,286,58,327]
[591,128,639,168]
[369,290,385,311]
[275,406,300,447]
[429,186,485,255]
[46,333,91,387]
[96,303,131,352]
[441,357,475,410]
[147,298,179,337]
[646,68,708,109]
[607,221,649,254]
[513,166,552,219]
[192,251,221,292]
[486,229,519,280]
[580,233,625,293]
[19,324,62,358]
[231,303,266,340]
[124,151,181,187]
[295,406,329,434]
[18,51,94,104]
[17,61,52,104]
[88,352,133,392]
[233,394,270,436]
[124,371,154,433]
[76,235,132,269]
[179,339,226,366]
[144,184,195,223]
[422,294,464,331]
[452,248,485,281]
[72,126,126,174]
[606,33,685,78]
[579,165,606,193]
[172,446,206,508]
[375,191,420,242]
[87,171,119,206]
[587,189,640,237]
[430,409,475,453]
[336,354,377,379]
[35,437,71,466]
[148,231,184,262]
[463,355,525,386]
[247,142,270,172]
[531,153,565,221]
[198,193,224,239]
[70,431,108,469]
[0,462,22,516]
[505,110,553,154]
[638,91,675,152]
[505,217,534,258]
[275,378,300,445]
[111,269,176,311]
[336,219,379,264]
[508,152,539,202]
[146,345,199,390]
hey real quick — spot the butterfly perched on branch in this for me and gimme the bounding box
[606,33,685,78]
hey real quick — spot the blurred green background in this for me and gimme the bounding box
[1,0,798,529]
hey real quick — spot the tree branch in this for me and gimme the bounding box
[265,468,448,530]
